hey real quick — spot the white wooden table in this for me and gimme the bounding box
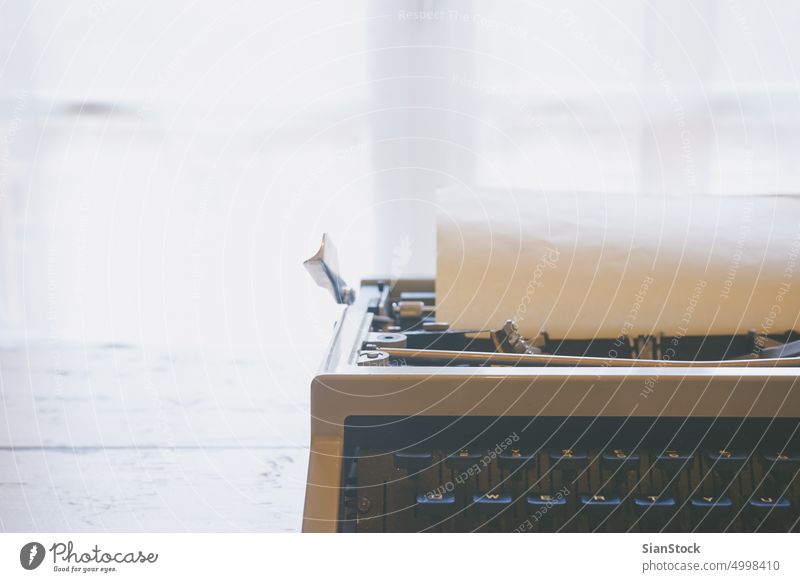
[0,342,311,532]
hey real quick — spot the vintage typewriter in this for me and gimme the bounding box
[302,235,800,533]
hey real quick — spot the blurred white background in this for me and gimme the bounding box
[2,0,800,533]
[1,0,800,351]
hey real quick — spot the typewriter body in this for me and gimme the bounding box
[302,236,800,533]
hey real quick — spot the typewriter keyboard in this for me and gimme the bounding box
[338,416,800,532]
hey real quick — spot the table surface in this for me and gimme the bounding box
[0,342,311,532]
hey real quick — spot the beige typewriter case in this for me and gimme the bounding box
[301,235,800,532]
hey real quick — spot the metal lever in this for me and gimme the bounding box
[377,347,800,367]
[303,233,354,304]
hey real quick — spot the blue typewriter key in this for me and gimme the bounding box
[580,494,622,517]
[473,492,513,513]
[527,494,567,508]
[601,449,640,471]
[706,449,747,471]
[549,449,588,471]
[473,492,513,504]
[656,450,693,467]
[633,495,677,516]
[748,496,791,510]
[762,451,800,472]
[416,491,456,505]
[394,450,433,470]
[525,494,567,526]
[690,495,733,508]
[446,449,483,469]
[580,494,622,506]
[690,495,734,530]
[746,497,792,531]
[416,490,456,514]
[499,449,535,477]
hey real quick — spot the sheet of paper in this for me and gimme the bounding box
[436,188,800,340]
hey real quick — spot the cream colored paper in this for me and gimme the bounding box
[436,188,800,339]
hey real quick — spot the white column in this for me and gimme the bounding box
[366,0,477,278]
